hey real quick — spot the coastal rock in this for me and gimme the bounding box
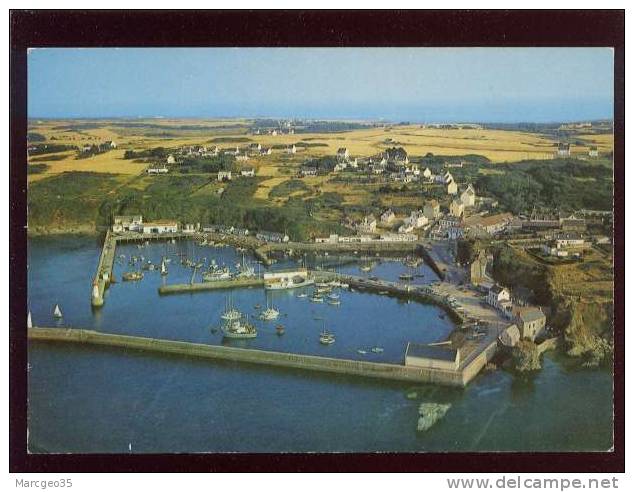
[417,402,451,432]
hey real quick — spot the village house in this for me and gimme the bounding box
[380,209,396,224]
[240,167,256,177]
[447,180,458,195]
[460,184,476,207]
[356,215,377,234]
[487,284,511,310]
[464,212,514,236]
[256,231,289,243]
[589,146,599,158]
[260,147,272,155]
[333,162,348,172]
[142,220,179,234]
[249,143,262,153]
[385,147,409,164]
[182,223,199,234]
[236,154,250,162]
[286,144,297,154]
[444,160,464,168]
[398,223,415,233]
[557,142,571,157]
[422,167,433,180]
[299,166,318,177]
[379,232,418,242]
[405,163,420,176]
[146,166,169,174]
[449,199,464,218]
[404,210,429,229]
[112,215,143,233]
[166,154,176,164]
[553,232,586,249]
[514,306,547,341]
[217,170,232,181]
[337,148,350,161]
[423,200,441,220]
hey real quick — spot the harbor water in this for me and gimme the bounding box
[26,235,613,453]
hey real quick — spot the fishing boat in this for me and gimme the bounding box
[360,264,372,272]
[379,290,389,295]
[122,271,143,281]
[319,330,335,345]
[276,325,285,336]
[221,296,242,321]
[222,316,257,339]
[53,304,63,319]
[327,292,340,300]
[310,294,324,303]
[259,300,280,320]
[265,276,315,290]
[371,346,384,354]
[202,266,231,282]
[327,296,341,305]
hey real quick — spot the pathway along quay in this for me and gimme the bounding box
[28,327,497,387]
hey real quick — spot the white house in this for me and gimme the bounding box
[449,199,464,218]
[236,154,250,162]
[240,168,256,177]
[337,147,350,161]
[422,167,433,179]
[287,144,297,154]
[380,232,418,242]
[447,180,458,195]
[557,142,571,157]
[487,284,511,309]
[147,166,169,174]
[405,210,429,229]
[460,184,476,207]
[142,221,179,234]
[112,215,143,233]
[380,209,396,224]
[260,147,272,155]
[356,215,377,234]
[166,154,176,164]
[398,223,415,233]
[217,171,232,181]
[589,146,599,158]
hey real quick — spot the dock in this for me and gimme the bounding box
[28,327,498,387]
[159,277,264,295]
[91,230,117,307]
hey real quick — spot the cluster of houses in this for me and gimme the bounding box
[80,140,117,154]
[111,215,291,243]
[556,142,601,158]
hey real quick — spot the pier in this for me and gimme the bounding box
[91,230,117,307]
[159,277,264,295]
[28,327,498,387]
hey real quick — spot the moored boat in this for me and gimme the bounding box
[319,330,335,345]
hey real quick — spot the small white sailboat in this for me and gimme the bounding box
[160,258,168,276]
[27,311,32,329]
[53,304,63,319]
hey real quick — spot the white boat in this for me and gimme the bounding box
[265,277,315,290]
[222,317,257,339]
[371,346,384,353]
[202,267,231,282]
[296,293,308,298]
[259,299,280,320]
[357,349,368,355]
[327,293,340,300]
[221,296,242,321]
[53,304,63,318]
[310,294,324,303]
[319,330,335,345]
[27,311,32,329]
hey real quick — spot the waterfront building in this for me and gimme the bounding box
[499,324,521,347]
[142,220,179,234]
[356,215,377,234]
[112,215,143,233]
[464,212,513,236]
[379,232,418,242]
[404,210,429,229]
[240,167,256,177]
[405,343,461,371]
[487,284,511,309]
[514,306,547,341]
[256,231,290,243]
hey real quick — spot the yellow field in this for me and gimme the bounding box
[28,119,615,187]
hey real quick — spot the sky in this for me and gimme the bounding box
[28,48,614,123]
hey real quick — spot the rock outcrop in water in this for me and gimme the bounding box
[417,403,451,432]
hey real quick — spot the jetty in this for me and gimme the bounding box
[28,327,498,387]
[159,277,264,295]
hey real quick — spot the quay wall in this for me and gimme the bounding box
[159,277,264,295]
[28,327,468,387]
